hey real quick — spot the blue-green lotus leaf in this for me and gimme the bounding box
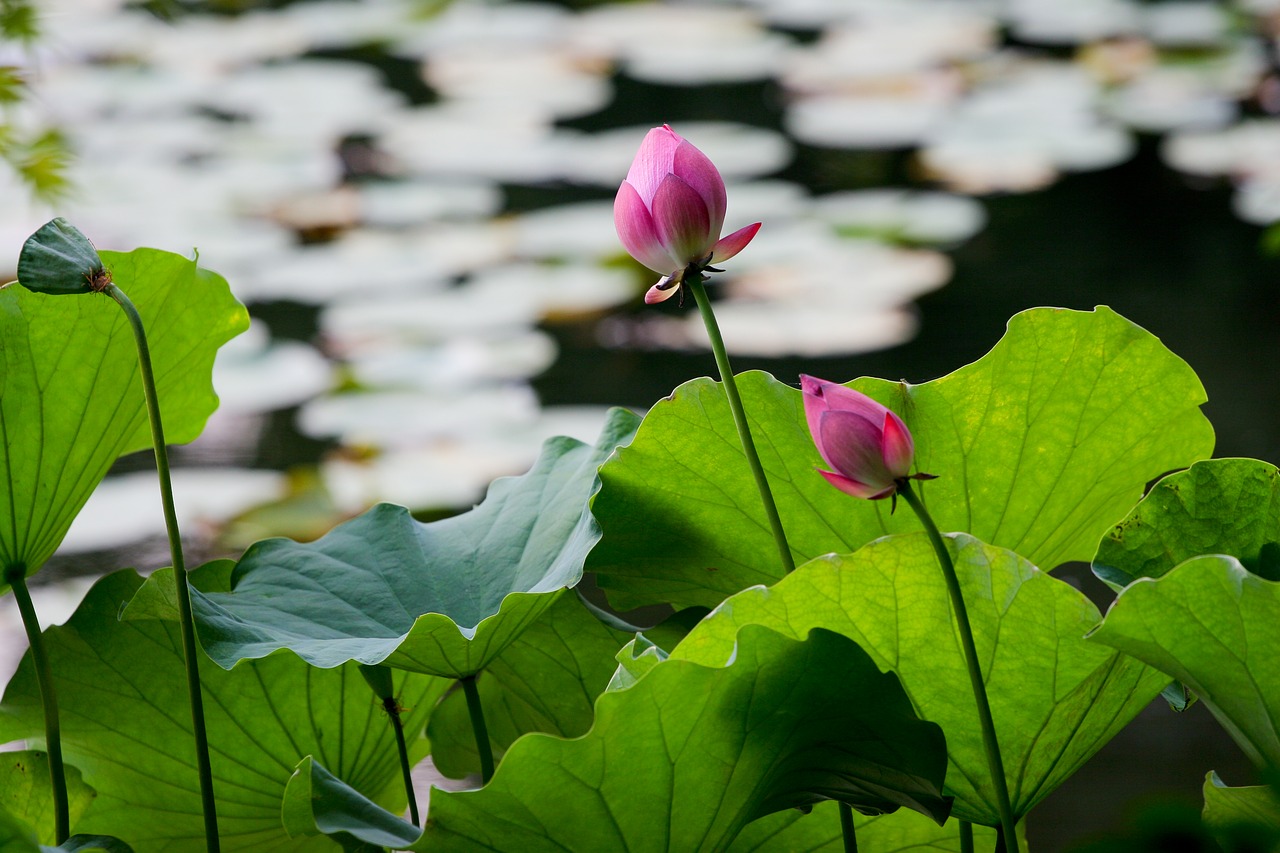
[187,408,640,678]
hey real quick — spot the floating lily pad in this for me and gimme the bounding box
[1,240,249,583]
[672,533,1168,825]
[0,568,447,850]
[590,306,1213,611]
[1090,555,1280,769]
[1093,458,1280,590]
[188,409,640,678]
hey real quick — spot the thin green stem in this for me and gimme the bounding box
[460,675,494,784]
[960,820,974,853]
[359,665,419,825]
[897,481,1018,853]
[994,825,1006,853]
[686,274,795,575]
[106,283,220,852]
[838,802,858,853]
[5,564,69,844]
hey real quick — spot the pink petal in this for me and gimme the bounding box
[615,180,679,274]
[818,410,893,491]
[880,410,915,478]
[625,125,681,207]
[817,469,892,500]
[644,278,681,304]
[811,378,892,425]
[650,174,713,265]
[710,222,761,263]
[672,139,726,239]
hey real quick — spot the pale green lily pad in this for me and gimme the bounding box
[1090,555,1280,769]
[1202,771,1280,834]
[730,803,1004,852]
[589,306,1213,611]
[0,244,248,583]
[426,591,630,778]
[418,626,951,851]
[673,533,1169,825]
[185,408,639,679]
[0,752,95,845]
[1093,458,1280,590]
[0,569,449,850]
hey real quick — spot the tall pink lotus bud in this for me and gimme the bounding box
[801,374,929,501]
[613,124,761,304]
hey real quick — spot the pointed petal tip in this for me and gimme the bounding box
[710,222,761,264]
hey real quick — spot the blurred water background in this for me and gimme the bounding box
[2,0,1279,848]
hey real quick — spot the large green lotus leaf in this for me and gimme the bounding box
[188,408,640,679]
[1090,555,1280,769]
[275,776,990,853]
[418,625,951,852]
[0,752,95,844]
[589,306,1213,611]
[427,590,630,778]
[729,803,1003,852]
[0,245,248,583]
[673,532,1169,825]
[0,569,449,851]
[1093,459,1280,590]
[1202,772,1280,836]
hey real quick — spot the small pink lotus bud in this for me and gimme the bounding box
[800,374,918,501]
[613,124,761,304]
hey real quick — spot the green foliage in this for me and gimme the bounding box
[0,0,38,43]
[673,533,1169,825]
[1094,458,1280,589]
[0,569,449,850]
[426,591,631,778]
[0,244,248,584]
[729,803,1004,852]
[1090,555,1280,770]
[1202,772,1280,840]
[1,129,72,204]
[281,757,422,851]
[184,408,640,678]
[418,625,951,851]
[590,306,1214,611]
[0,802,134,853]
[0,753,95,846]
